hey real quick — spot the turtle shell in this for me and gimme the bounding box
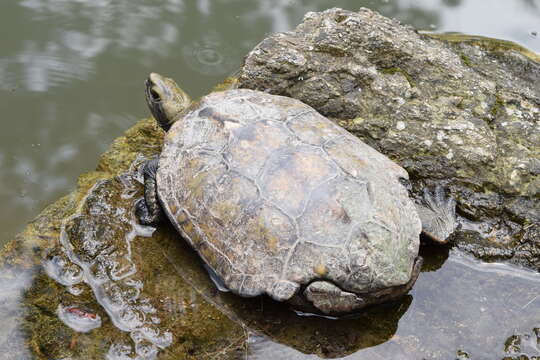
[156,89,421,310]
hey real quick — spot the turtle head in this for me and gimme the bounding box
[145,72,191,132]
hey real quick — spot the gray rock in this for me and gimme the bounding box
[238,7,540,269]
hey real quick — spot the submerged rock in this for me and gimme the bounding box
[0,121,245,359]
[238,7,540,269]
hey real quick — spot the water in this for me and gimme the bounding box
[0,0,539,245]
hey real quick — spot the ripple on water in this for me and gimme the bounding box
[181,33,238,76]
[0,267,35,359]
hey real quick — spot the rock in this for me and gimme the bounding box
[237,7,540,269]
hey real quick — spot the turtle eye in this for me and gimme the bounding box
[150,88,161,102]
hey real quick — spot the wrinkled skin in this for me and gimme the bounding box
[138,73,455,315]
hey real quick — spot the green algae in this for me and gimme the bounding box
[426,32,540,64]
[459,53,473,67]
[212,76,240,93]
[380,67,416,88]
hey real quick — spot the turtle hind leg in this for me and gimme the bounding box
[416,185,457,244]
[136,158,165,226]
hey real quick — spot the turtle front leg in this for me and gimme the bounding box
[415,186,457,244]
[136,158,165,225]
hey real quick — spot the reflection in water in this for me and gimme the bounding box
[162,233,412,358]
[3,0,540,92]
[243,251,540,359]
[182,32,237,76]
[14,41,93,92]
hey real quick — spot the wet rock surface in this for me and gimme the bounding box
[238,7,540,269]
[0,121,241,359]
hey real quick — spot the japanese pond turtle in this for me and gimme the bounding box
[136,73,456,315]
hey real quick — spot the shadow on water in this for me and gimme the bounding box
[0,165,538,359]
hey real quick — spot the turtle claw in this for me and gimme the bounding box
[416,185,457,244]
[135,198,159,226]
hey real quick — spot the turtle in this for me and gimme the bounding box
[136,73,456,315]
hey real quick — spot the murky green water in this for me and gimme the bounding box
[0,0,539,244]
